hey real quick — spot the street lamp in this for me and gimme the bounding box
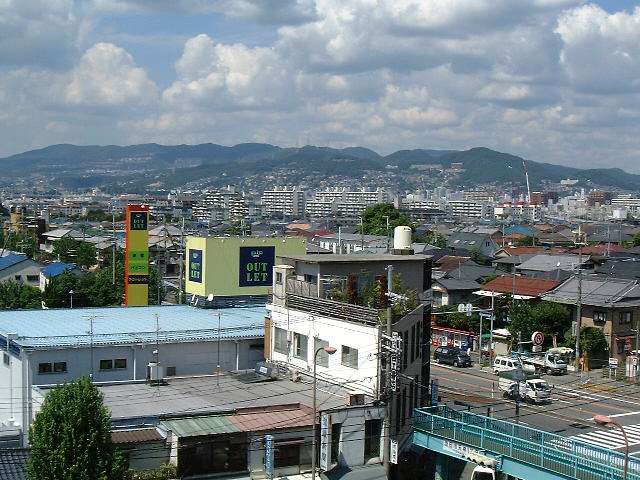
[69,289,74,309]
[312,345,337,480]
[594,415,628,480]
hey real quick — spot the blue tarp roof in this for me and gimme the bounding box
[0,254,28,272]
[0,305,266,349]
[41,262,76,278]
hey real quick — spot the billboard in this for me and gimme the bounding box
[185,236,306,297]
[125,204,149,306]
[238,246,275,287]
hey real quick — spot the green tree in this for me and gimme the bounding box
[360,203,413,236]
[580,327,609,358]
[416,232,447,248]
[28,377,126,480]
[1,231,38,258]
[42,270,84,308]
[0,281,42,309]
[434,305,484,334]
[52,237,97,269]
[507,301,570,349]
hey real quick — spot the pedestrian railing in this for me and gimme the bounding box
[413,405,640,480]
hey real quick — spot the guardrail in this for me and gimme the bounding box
[414,405,640,480]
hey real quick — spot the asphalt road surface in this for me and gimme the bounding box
[431,362,640,456]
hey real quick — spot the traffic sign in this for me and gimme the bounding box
[609,357,619,369]
[531,331,544,346]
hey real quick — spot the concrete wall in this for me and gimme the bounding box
[0,349,23,429]
[268,303,380,396]
[248,427,313,479]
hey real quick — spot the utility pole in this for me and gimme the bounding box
[383,265,393,477]
[112,201,116,285]
[178,215,185,304]
[575,225,585,363]
[384,216,390,253]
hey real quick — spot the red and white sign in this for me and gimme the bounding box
[531,331,544,346]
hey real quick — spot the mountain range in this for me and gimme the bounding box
[2,143,638,192]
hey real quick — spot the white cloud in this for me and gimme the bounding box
[0,0,78,68]
[556,5,640,93]
[164,34,292,110]
[66,43,158,106]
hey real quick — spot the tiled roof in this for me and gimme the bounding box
[481,276,560,297]
[111,428,164,444]
[0,448,29,480]
[543,275,640,307]
[0,254,28,272]
[160,404,314,437]
[517,254,585,272]
[435,256,471,272]
[0,305,266,349]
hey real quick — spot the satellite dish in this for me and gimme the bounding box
[207,293,214,302]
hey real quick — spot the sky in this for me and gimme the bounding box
[1,0,640,172]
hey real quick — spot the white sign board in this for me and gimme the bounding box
[390,439,398,465]
[320,414,331,471]
[531,331,544,346]
[609,358,619,369]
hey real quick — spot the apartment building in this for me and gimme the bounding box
[447,200,486,218]
[261,186,305,217]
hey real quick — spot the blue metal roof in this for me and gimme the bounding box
[41,262,77,278]
[0,254,28,272]
[0,305,266,349]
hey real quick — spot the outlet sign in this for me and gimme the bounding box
[239,246,275,287]
[188,249,203,283]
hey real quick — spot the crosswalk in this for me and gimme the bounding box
[570,423,640,450]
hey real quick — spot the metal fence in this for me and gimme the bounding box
[414,405,640,480]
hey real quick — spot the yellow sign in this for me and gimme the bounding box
[125,205,149,306]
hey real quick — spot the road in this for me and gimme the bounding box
[431,362,640,456]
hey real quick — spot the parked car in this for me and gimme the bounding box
[492,355,535,375]
[433,346,472,367]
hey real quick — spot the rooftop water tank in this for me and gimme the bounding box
[393,226,413,253]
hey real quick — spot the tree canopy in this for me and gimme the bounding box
[507,301,571,349]
[0,230,39,258]
[28,377,127,480]
[0,281,42,309]
[52,237,97,269]
[360,203,413,236]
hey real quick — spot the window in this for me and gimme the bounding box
[293,333,308,359]
[594,311,607,323]
[26,275,39,282]
[100,359,113,370]
[3,353,9,366]
[38,363,52,374]
[402,331,408,370]
[114,358,127,370]
[314,338,330,367]
[54,362,67,373]
[166,366,176,377]
[14,275,21,281]
[341,345,358,369]
[275,272,283,284]
[274,327,288,354]
[617,341,625,355]
[304,274,316,284]
[619,312,633,325]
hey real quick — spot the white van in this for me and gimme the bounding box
[493,355,534,375]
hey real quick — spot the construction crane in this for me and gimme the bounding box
[522,160,532,205]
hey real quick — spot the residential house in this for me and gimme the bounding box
[446,231,500,260]
[0,255,41,287]
[39,262,81,291]
[544,276,640,364]
[516,254,593,281]
[474,275,560,302]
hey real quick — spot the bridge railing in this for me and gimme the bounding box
[414,405,640,480]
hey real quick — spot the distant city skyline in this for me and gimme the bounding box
[1,1,640,172]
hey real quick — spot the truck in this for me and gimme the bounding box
[520,347,572,375]
[498,372,552,404]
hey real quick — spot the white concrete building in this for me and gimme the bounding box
[261,186,305,217]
